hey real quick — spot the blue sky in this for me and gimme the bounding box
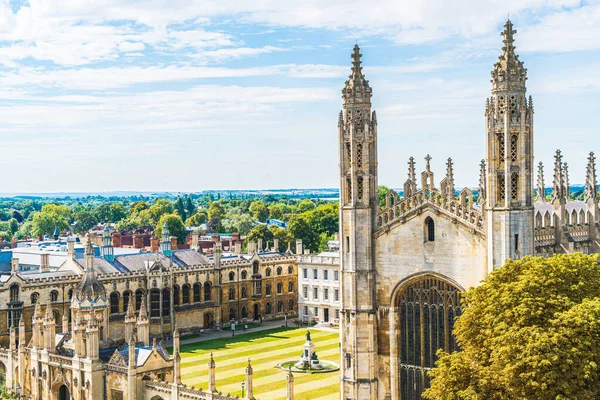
[0,0,599,192]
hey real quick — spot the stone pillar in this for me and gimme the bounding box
[137,298,150,346]
[286,367,294,400]
[62,312,69,334]
[273,239,279,252]
[173,329,181,385]
[43,302,56,352]
[128,333,137,400]
[295,239,303,256]
[389,307,399,400]
[257,238,263,253]
[40,253,50,273]
[11,257,19,274]
[208,353,216,392]
[245,358,255,400]
[86,317,99,360]
[9,324,16,351]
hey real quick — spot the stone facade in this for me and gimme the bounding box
[0,237,299,400]
[339,20,600,400]
[297,252,340,325]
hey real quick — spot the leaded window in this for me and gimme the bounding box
[397,276,462,400]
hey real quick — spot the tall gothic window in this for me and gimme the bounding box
[511,172,519,201]
[357,144,363,169]
[346,142,351,168]
[346,177,352,203]
[182,284,190,304]
[357,176,364,200]
[109,292,120,314]
[150,290,160,318]
[135,289,144,311]
[193,283,201,303]
[397,276,462,399]
[497,174,506,205]
[510,134,518,163]
[497,133,505,166]
[204,282,212,301]
[425,217,435,242]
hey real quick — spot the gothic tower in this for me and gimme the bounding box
[485,20,535,271]
[339,44,379,400]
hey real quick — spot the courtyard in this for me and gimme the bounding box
[178,327,340,400]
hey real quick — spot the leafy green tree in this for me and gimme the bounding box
[139,199,174,226]
[74,211,98,233]
[7,218,18,236]
[303,202,338,236]
[94,203,112,222]
[317,232,333,252]
[206,216,223,233]
[378,185,390,208]
[288,215,318,253]
[130,201,149,215]
[11,210,23,223]
[31,204,71,236]
[208,202,225,220]
[246,224,274,248]
[270,226,293,252]
[186,211,208,227]
[155,214,187,244]
[268,203,288,220]
[249,200,269,222]
[0,231,10,241]
[185,197,195,218]
[175,197,187,221]
[424,253,600,400]
[297,199,316,213]
[109,203,127,222]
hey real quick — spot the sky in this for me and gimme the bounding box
[0,0,599,193]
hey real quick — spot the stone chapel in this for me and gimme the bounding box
[338,20,600,400]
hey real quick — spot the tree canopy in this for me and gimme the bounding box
[424,253,600,400]
[155,214,187,244]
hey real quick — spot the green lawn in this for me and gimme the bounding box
[178,327,341,400]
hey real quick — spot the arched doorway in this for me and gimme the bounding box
[203,313,212,329]
[253,304,260,320]
[393,274,463,400]
[57,384,69,400]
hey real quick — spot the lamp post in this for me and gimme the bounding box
[241,381,245,398]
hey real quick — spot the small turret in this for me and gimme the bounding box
[160,222,172,255]
[245,358,255,400]
[208,352,216,392]
[551,150,566,206]
[536,162,546,203]
[137,297,149,346]
[478,160,487,206]
[101,225,114,261]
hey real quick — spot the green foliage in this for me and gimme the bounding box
[185,197,195,218]
[378,185,390,208]
[246,224,274,247]
[155,214,187,244]
[297,199,316,213]
[425,253,600,400]
[208,202,225,220]
[94,202,127,223]
[301,202,338,236]
[186,211,208,227]
[74,211,98,233]
[175,197,187,220]
[139,199,174,226]
[270,226,293,252]
[288,215,318,252]
[249,200,269,222]
[31,204,71,236]
[317,232,333,252]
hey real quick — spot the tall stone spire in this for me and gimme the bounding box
[585,152,598,203]
[342,44,371,103]
[408,157,416,183]
[551,150,565,205]
[74,235,106,303]
[445,157,455,198]
[563,162,570,200]
[536,162,546,202]
[478,160,486,205]
[585,152,598,223]
[491,19,527,93]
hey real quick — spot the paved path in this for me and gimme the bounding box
[170,319,338,346]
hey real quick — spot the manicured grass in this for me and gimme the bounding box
[178,327,341,400]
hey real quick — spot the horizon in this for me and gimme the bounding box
[1,1,599,192]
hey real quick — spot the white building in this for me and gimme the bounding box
[297,251,340,326]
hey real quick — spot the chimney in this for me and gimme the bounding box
[150,238,159,252]
[257,238,263,253]
[112,232,122,248]
[214,242,222,270]
[11,258,19,274]
[171,237,178,251]
[67,239,75,259]
[40,253,50,273]
[133,234,144,249]
[191,231,200,250]
[232,232,240,243]
[295,239,303,256]
[211,234,219,243]
[235,241,242,255]
[273,239,279,252]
